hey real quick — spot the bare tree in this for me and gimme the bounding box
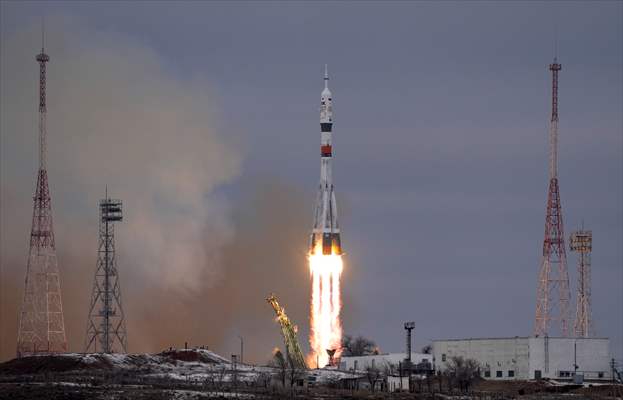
[382,362,393,376]
[255,371,271,388]
[365,366,380,392]
[445,356,480,392]
[436,370,443,392]
[288,363,306,387]
[342,335,378,356]
[270,349,287,387]
[421,344,432,354]
[214,365,227,390]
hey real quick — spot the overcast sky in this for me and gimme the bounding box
[1,1,621,362]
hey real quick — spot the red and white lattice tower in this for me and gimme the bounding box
[570,228,593,337]
[534,58,571,337]
[16,36,68,357]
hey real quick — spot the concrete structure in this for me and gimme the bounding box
[433,337,612,381]
[340,353,432,372]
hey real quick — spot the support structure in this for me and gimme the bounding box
[534,58,571,337]
[16,37,68,357]
[570,228,593,337]
[85,194,128,353]
[267,294,308,370]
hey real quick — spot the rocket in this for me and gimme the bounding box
[310,66,342,256]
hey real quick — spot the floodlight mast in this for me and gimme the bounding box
[85,195,128,353]
[404,322,415,364]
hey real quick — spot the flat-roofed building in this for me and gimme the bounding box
[340,352,432,372]
[433,337,612,381]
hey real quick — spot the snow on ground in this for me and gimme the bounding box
[169,389,255,399]
[308,368,363,383]
[4,348,366,389]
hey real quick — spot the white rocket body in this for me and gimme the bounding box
[310,67,342,255]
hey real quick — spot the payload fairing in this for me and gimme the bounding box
[310,66,342,256]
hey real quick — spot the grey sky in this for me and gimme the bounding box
[1,1,621,362]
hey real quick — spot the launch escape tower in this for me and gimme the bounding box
[85,194,128,353]
[17,36,68,357]
[534,58,571,337]
[570,228,593,338]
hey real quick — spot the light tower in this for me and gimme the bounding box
[85,193,128,353]
[570,228,593,337]
[16,34,68,357]
[534,58,571,337]
[404,322,415,366]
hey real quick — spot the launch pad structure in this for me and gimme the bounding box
[267,294,308,370]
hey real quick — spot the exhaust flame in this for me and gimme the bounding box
[308,245,343,368]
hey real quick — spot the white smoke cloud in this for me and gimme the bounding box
[0,16,241,358]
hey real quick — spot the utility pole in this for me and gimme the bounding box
[238,335,244,364]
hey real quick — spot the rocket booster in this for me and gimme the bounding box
[310,66,342,256]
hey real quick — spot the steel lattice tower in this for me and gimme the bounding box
[570,228,593,337]
[85,195,128,353]
[267,294,307,370]
[16,38,68,357]
[534,58,571,337]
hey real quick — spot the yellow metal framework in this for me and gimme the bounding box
[267,294,308,370]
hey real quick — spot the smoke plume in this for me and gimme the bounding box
[1,17,244,361]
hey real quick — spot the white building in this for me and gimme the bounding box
[433,337,612,381]
[340,352,432,372]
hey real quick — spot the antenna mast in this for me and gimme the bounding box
[36,25,49,170]
[17,28,68,357]
[534,57,571,337]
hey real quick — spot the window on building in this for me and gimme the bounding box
[484,370,491,378]
[508,370,515,377]
[559,371,571,377]
[442,354,446,362]
[598,372,604,378]
[496,371,503,378]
